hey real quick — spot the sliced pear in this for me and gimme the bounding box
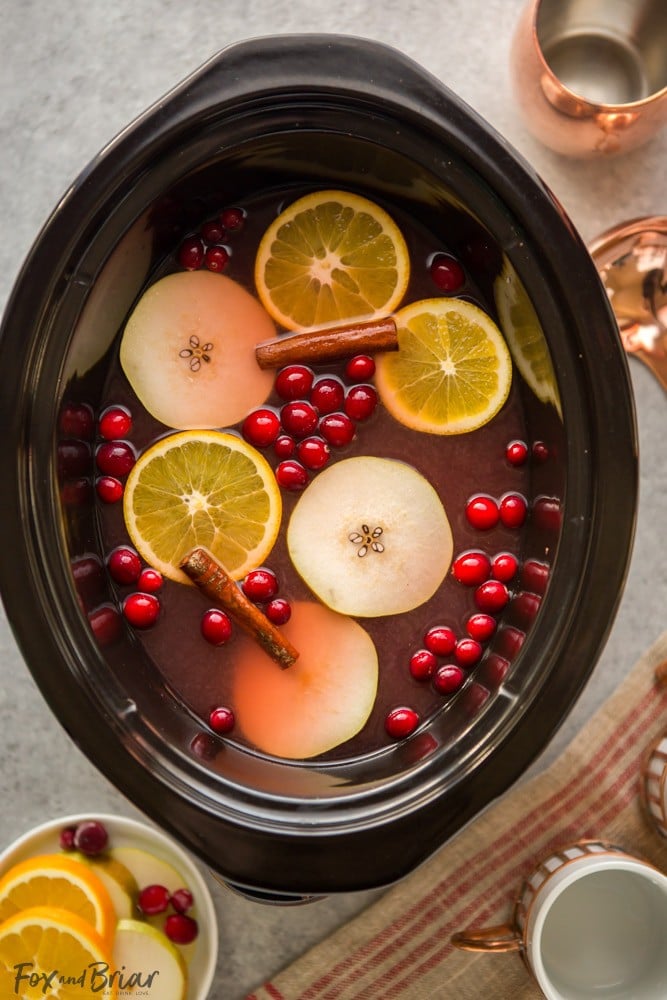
[113,918,187,1000]
[119,270,275,429]
[108,847,185,897]
[232,600,378,759]
[287,456,453,616]
[70,851,139,920]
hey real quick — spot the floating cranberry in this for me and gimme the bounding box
[243,568,279,602]
[274,434,296,459]
[345,384,377,421]
[466,613,497,642]
[491,551,519,582]
[482,652,511,687]
[57,440,91,478]
[533,495,562,532]
[242,408,281,448]
[275,365,314,401]
[190,732,219,761]
[520,558,550,594]
[59,825,77,851]
[532,440,549,463]
[452,550,491,586]
[123,592,160,629]
[73,820,108,856]
[204,244,230,273]
[107,546,142,585]
[221,206,245,231]
[429,253,465,292]
[433,663,465,695]
[496,625,526,660]
[170,888,194,914]
[465,494,499,530]
[275,460,308,491]
[178,236,205,271]
[96,476,124,504]
[88,604,122,646]
[319,412,355,447]
[310,377,345,414]
[138,884,170,916]
[265,598,291,625]
[61,478,92,507]
[209,706,235,735]
[201,609,233,645]
[165,913,199,945]
[499,492,528,528]
[296,436,330,470]
[385,707,419,739]
[512,591,542,627]
[455,637,483,667]
[409,649,437,681]
[59,402,94,440]
[98,406,132,441]
[281,400,319,437]
[200,219,225,244]
[424,625,457,656]
[345,354,376,382]
[475,580,510,614]
[138,568,163,593]
[96,441,136,478]
[505,439,528,466]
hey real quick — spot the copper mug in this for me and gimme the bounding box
[511,0,667,156]
[452,839,667,998]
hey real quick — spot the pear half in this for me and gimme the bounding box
[287,456,453,617]
[112,919,187,1000]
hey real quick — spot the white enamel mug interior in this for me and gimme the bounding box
[526,855,667,999]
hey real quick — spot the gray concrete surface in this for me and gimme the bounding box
[1,1,665,997]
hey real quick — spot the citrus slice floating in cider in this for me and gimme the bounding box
[374,297,513,434]
[254,189,410,330]
[123,430,282,584]
[0,854,116,946]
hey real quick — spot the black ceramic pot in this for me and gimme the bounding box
[0,35,636,898]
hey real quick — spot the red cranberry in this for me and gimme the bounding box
[275,365,314,401]
[499,492,528,528]
[123,592,160,628]
[200,219,225,244]
[496,625,526,659]
[107,546,142,585]
[482,652,511,686]
[88,605,122,646]
[57,440,91,478]
[409,649,437,681]
[296,436,330,470]
[424,625,457,656]
[209,706,235,735]
[170,888,194,914]
[138,568,163,593]
[221,206,245,231]
[475,580,510,614]
[310,377,345,414]
[532,440,549,463]
[165,913,198,945]
[533,495,562,532]
[344,384,377,421]
[491,551,519,582]
[96,441,136,478]
[274,434,295,459]
[281,400,319,437]
[59,402,94,440]
[62,478,92,506]
[429,253,465,292]
[433,663,465,695]
[242,408,281,448]
[466,613,497,642]
[465,494,499,530]
[505,439,528,466]
[190,732,219,761]
[462,682,490,717]
[138,884,170,916]
[59,825,77,851]
[73,820,108,856]
[521,559,550,594]
[319,412,355,447]
[96,476,124,504]
[204,244,230,273]
[344,354,376,382]
[276,460,308,491]
[98,406,132,441]
[452,550,491,586]
[455,637,483,667]
[178,236,205,271]
[385,707,419,739]
[242,568,278,602]
[265,598,291,625]
[511,591,542,627]
[201,609,233,645]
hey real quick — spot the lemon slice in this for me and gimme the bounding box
[123,430,281,584]
[374,297,513,434]
[254,189,410,330]
[493,262,562,415]
[0,906,114,999]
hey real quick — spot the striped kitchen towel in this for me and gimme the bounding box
[248,629,667,999]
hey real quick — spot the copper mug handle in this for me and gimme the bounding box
[451,923,522,953]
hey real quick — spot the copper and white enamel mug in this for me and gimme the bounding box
[452,839,667,998]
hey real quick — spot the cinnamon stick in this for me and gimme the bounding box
[255,315,398,369]
[655,659,667,688]
[180,548,298,669]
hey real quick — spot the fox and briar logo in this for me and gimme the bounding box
[13,961,159,995]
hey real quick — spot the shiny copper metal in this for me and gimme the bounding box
[511,0,667,156]
[589,217,667,390]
